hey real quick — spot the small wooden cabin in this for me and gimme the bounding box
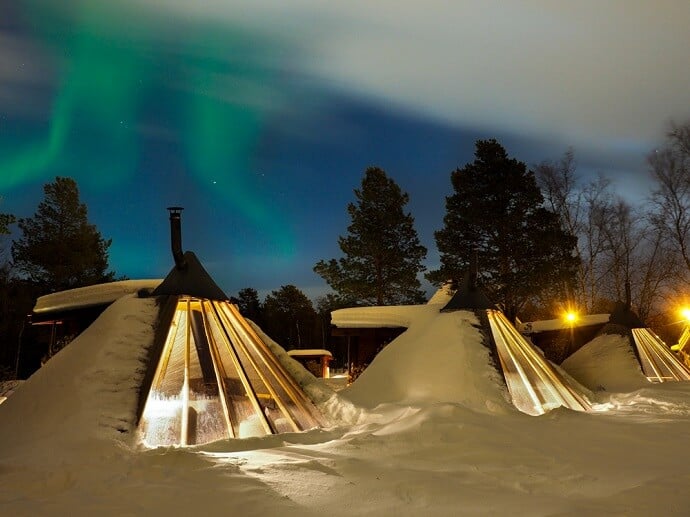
[287,349,334,378]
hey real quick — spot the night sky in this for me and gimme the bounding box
[2,1,689,300]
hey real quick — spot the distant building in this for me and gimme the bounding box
[517,314,610,363]
[287,349,333,378]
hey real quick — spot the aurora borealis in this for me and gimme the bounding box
[3,1,302,282]
[2,1,690,298]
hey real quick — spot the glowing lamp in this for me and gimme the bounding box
[680,307,690,323]
[565,311,578,324]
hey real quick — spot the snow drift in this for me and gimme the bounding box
[4,292,690,515]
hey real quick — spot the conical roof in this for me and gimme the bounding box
[140,208,325,446]
[152,251,228,300]
[151,206,228,301]
[605,300,645,331]
[441,270,494,312]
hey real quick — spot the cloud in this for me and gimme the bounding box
[0,32,56,116]
[127,0,690,149]
[16,1,690,153]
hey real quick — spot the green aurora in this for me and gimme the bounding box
[2,1,295,254]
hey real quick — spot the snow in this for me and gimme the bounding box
[340,303,509,412]
[561,333,649,393]
[3,294,690,515]
[33,279,162,313]
[331,304,419,328]
[0,380,23,404]
[519,313,610,333]
[287,349,333,358]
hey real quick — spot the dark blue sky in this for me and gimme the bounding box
[2,1,689,300]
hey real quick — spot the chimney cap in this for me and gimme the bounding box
[167,206,184,213]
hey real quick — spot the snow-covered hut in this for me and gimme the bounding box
[12,208,327,448]
[597,301,690,383]
[333,274,592,416]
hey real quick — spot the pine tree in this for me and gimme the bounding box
[0,213,14,268]
[234,287,264,327]
[0,207,18,377]
[428,139,579,320]
[12,177,115,292]
[0,201,15,258]
[0,213,14,235]
[262,285,317,349]
[314,167,427,305]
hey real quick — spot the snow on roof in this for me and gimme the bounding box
[561,333,647,392]
[287,349,333,358]
[33,279,162,314]
[340,303,511,412]
[331,304,421,328]
[0,294,160,455]
[426,283,453,305]
[519,313,610,333]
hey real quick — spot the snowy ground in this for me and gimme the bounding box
[2,295,690,515]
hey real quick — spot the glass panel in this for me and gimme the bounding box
[218,302,311,433]
[139,308,186,446]
[487,309,591,415]
[204,301,269,439]
[632,328,690,382]
[139,297,324,447]
[185,303,227,445]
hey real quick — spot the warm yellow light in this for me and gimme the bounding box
[680,307,690,322]
[565,311,578,324]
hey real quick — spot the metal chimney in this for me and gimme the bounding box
[153,207,228,300]
[167,206,187,270]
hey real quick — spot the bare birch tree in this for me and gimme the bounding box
[649,121,690,284]
[536,153,612,312]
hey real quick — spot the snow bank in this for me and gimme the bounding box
[426,283,453,305]
[0,380,23,404]
[0,294,159,461]
[561,333,648,392]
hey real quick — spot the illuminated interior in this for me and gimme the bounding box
[631,328,690,383]
[486,309,591,416]
[673,327,690,368]
[138,298,324,447]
